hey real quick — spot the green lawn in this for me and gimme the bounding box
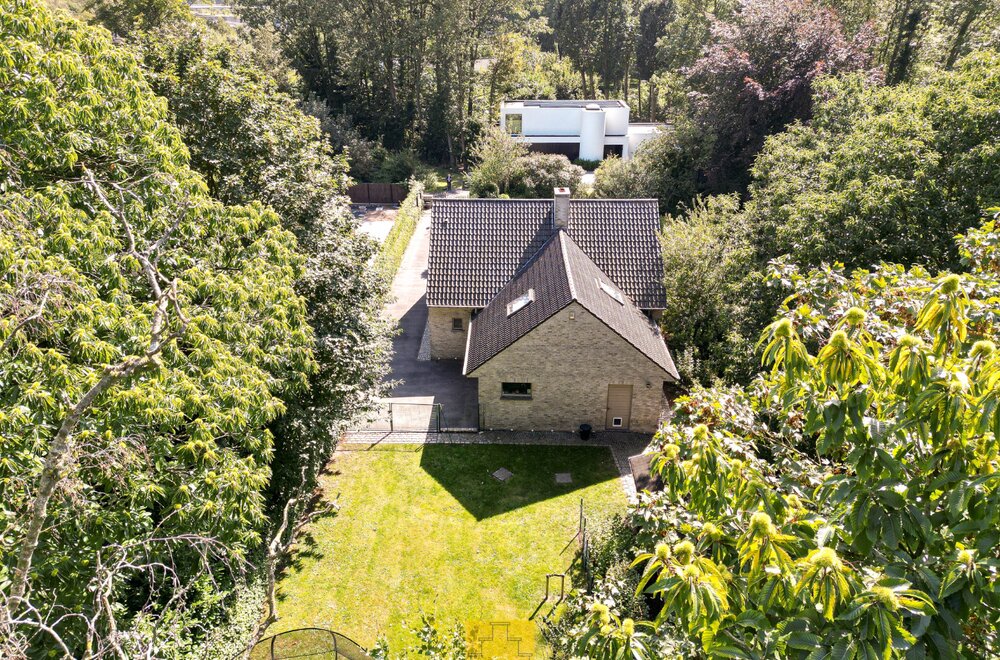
[268,443,627,652]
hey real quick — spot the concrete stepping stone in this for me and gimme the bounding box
[492,467,514,482]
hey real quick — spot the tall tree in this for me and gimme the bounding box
[685,0,878,193]
[551,0,638,95]
[652,50,1000,385]
[242,0,529,163]
[636,0,674,79]
[91,6,394,520]
[0,1,316,653]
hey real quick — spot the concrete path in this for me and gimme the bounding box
[355,206,398,245]
[375,210,480,430]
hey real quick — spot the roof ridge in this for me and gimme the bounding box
[511,229,560,278]
[434,198,553,203]
[557,231,577,300]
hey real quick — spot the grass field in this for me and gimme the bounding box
[268,443,627,653]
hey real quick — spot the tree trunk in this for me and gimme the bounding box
[10,354,159,605]
[944,2,983,69]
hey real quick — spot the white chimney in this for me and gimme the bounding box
[553,187,570,229]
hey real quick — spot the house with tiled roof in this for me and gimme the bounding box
[427,188,678,433]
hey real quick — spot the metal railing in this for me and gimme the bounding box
[368,401,442,432]
[248,628,371,660]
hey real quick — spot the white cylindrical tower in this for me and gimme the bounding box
[579,104,606,161]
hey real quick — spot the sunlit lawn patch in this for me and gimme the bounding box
[269,443,627,652]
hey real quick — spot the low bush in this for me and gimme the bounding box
[470,151,585,199]
[573,158,602,171]
[509,153,585,198]
[375,149,423,184]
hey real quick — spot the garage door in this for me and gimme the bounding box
[605,384,633,430]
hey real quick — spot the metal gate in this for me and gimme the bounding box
[368,401,442,432]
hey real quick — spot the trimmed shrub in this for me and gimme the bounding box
[374,181,425,280]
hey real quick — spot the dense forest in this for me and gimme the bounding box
[2,0,999,655]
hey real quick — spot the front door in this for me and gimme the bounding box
[605,384,633,430]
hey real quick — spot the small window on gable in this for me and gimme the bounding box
[502,382,532,399]
[507,113,523,135]
[597,278,624,305]
[506,289,535,317]
[452,317,464,331]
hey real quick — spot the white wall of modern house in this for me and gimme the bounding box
[499,100,662,161]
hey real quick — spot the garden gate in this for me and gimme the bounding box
[368,401,442,432]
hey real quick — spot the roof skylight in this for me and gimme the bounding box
[597,279,624,304]
[506,289,535,317]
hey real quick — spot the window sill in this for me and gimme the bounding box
[500,395,532,400]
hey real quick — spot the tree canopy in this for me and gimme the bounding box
[659,50,1000,384]
[556,212,1000,658]
[1,0,317,653]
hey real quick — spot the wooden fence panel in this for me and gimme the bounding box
[347,182,408,204]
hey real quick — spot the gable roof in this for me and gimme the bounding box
[427,198,666,310]
[463,230,679,379]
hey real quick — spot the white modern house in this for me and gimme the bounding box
[499,100,664,162]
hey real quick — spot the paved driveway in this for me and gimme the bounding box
[374,210,479,430]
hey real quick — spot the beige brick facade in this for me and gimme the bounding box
[428,307,473,359]
[468,302,670,433]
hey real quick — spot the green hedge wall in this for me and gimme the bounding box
[373,181,424,281]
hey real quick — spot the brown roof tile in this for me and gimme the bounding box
[464,231,679,379]
[427,198,666,309]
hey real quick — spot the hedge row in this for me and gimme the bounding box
[373,181,424,281]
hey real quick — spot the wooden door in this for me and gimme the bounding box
[605,384,633,430]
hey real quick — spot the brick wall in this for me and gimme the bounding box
[469,302,670,432]
[428,307,472,360]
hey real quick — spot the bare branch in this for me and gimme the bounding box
[8,176,192,610]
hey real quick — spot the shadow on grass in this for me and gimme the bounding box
[419,443,619,520]
[275,505,339,604]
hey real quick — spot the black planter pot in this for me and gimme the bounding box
[579,423,592,441]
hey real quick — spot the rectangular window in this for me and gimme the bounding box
[506,113,523,135]
[506,289,534,317]
[612,417,623,427]
[501,382,532,399]
[596,278,624,305]
[452,317,464,331]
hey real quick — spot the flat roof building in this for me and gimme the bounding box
[499,99,665,162]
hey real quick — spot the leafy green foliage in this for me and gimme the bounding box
[748,53,1000,271]
[658,194,751,384]
[130,20,342,235]
[684,0,877,194]
[88,0,191,35]
[467,124,587,199]
[660,51,1000,384]
[0,0,316,652]
[567,215,1000,657]
[94,11,394,518]
[244,0,533,162]
[374,182,425,280]
[592,119,708,213]
[468,125,528,197]
[550,0,637,96]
